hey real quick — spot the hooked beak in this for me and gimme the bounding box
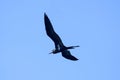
[49,49,55,54]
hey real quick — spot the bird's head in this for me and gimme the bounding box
[49,49,60,54]
[49,49,56,54]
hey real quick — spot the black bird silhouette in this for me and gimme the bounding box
[44,13,79,61]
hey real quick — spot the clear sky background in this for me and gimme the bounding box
[0,0,120,80]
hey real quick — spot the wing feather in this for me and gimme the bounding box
[44,13,64,47]
[62,50,78,61]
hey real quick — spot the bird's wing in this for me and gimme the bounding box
[44,13,64,47]
[61,50,78,61]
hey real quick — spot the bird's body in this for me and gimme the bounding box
[44,13,79,61]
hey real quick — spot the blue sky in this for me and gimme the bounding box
[0,0,120,80]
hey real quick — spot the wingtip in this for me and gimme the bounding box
[75,45,80,47]
[44,12,47,16]
[73,58,79,61]
[70,57,79,61]
[66,57,79,61]
[44,12,46,15]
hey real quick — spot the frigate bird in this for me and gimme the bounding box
[44,13,79,61]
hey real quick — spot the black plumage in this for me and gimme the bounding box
[44,13,79,61]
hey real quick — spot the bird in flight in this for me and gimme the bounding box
[44,13,79,61]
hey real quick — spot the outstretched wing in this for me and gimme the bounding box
[62,50,78,61]
[44,13,64,47]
